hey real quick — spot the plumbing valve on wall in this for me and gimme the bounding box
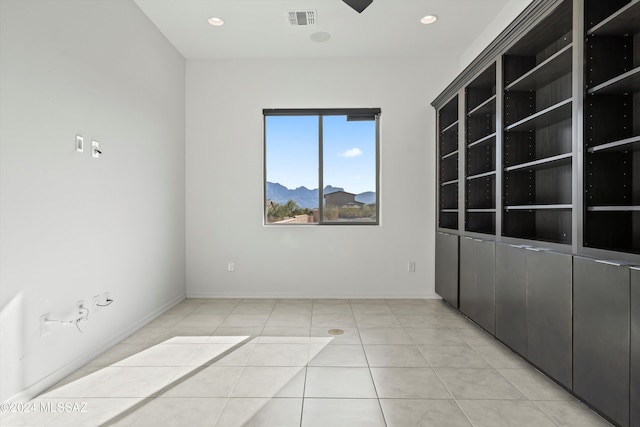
[40,293,113,336]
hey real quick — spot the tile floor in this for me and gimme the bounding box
[1,298,612,427]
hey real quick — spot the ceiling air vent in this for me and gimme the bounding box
[288,10,317,26]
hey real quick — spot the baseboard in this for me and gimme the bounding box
[2,292,186,406]
[187,291,441,300]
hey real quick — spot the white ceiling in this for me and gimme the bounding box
[134,0,532,59]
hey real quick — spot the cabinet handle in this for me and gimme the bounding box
[595,259,623,267]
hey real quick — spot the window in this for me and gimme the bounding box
[264,108,380,225]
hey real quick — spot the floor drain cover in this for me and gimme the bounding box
[328,329,344,335]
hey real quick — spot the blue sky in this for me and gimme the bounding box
[265,115,377,195]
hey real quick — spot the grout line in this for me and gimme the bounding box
[356,301,388,427]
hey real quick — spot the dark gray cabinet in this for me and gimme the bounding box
[460,237,496,334]
[432,1,640,424]
[435,232,459,307]
[631,266,640,427]
[573,256,630,427]
[526,249,572,389]
[495,244,527,356]
[495,246,572,387]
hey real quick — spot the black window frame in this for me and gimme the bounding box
[263,108,381,225]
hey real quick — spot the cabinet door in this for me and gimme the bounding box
[459,237,478,321]
[460,237,496,334]
[495,244,527,356]
[573,257,629,427]
[631,267,640,427]
[526,250,572,389]
[435,232,459,307]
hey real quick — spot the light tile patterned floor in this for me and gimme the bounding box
[1,299,612,426]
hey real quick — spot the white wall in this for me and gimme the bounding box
[0,0,185,402]
[186,57,458,299]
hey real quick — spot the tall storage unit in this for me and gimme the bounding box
[502,0,574,245]
[437,96,459,231]
[465,63,498,235]
[583,0,640,254]
[432,0,640,425]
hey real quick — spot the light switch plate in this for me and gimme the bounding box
[92,140,100,158]
[76,135,84,152]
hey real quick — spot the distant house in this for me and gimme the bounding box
[324,190,364,207]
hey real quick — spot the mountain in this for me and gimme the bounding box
[355,191,376,204]
[266,182,319,208]
[266,182,375,208]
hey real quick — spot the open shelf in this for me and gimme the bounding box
[439,96,458,131]
[440,179,458,209]
[441,152,459,183]
[465,211,496,235]
[438,95,459,231]
[500,1,573,246]
[505,204,572,211]
[588,66,640,95]
[587,206,640,211]
[439,212,459,230]
[467,170,496,181]
[503,209,572,245]
[441,120,458,134]
[505,153,572,172]
[466,63,497,112]
[505,98,572,132]
[584,210,640,254]
[505,45,573,92]
[465,63,497,236]
[467,96,496,117]
[584,0,639,255]
[588,135,640,153]
[587,0,640,36]
[468,133,496,149]
[441,149,459,160]
[467,175,495,209]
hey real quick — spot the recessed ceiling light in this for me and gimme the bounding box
[208,17,224,26]
[420,15,438,25]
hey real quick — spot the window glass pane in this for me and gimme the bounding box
[322,115,377,223]
[265,115,319,224]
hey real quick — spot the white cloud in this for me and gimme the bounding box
[339,148,363,158]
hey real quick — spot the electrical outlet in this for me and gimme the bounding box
[77,300,85,314]
[40,314,50,336]
[228,262,235,272]
[408,261,416,272]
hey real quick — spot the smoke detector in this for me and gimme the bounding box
[288,10,317,26]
